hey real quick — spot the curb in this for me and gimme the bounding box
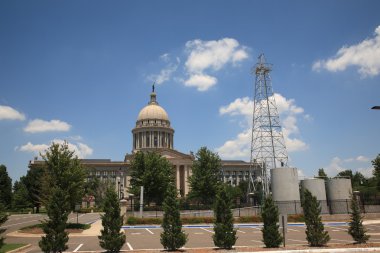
[237,247,380,253]
[6,244,32,253]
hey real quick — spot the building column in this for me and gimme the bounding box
[184,165,189,195]
[175,165,180,191]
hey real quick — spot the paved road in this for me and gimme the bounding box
[4,214,380,252]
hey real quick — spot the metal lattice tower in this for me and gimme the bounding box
[248,54,288,198]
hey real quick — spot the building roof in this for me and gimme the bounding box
[137,91,169,121]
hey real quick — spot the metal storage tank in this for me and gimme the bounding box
[326,178,352,214]
[301,178,328,214]
[271,167,301,214]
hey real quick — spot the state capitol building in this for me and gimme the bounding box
[30,88,260,198]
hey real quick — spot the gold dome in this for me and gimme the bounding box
[137,90,169,121]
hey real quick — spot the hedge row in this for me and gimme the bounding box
[125,214,305,225]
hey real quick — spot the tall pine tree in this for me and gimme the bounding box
[261,196,283,248]
[98,188,126,253]
[0,204,8,249]
[213,185,237,249]
[348,194,369,243]
[302,189,330,247]
[39,187,70,253]
[160,183,187,251]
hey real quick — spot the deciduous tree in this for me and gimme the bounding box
[129,151,174,205]
[12,179,32,210]
[188,147,222,205]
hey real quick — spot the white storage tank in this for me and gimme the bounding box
[326,178,352,214]
[301,178,328,214]
[271,167,301,214]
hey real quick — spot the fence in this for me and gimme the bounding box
[125,198,380,218]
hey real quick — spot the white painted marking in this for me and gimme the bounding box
[325,225,347,231]
[127,242,133,250]
[73,243,83,252]
[251,239,263,243]
[200,228,214,233]
[194,232,204,235]
[131,232,141,235]
[287,228,300,232]
[237,229,246,233]
[333,229,341,232]
[145,228,154,234]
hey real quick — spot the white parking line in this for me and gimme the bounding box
[127,242,133,250]
[131,232,141,235]
[251,239,263,244]
[194,232,204,235]
[200,228,214,233]
[73,243,83,252]
[237,230,246,233]
[325,226,347,231]
[287,228,300,232]
[145,228,154,234]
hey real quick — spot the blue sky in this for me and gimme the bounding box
[1,0,379,182]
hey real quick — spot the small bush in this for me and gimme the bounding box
[126,216,162,225]
[182,217,214,224]
[236,216,262,223]
[66,223,90,230]
[288,214,304,222]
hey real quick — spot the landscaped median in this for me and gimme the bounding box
[18,222,90,234]
[125,214,305,225]
[0,243,29,253]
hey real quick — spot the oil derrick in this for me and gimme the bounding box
[248,54,288,200]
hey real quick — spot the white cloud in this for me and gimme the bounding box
[24,119,71,133]
[356,155,370,162]
[0,105,25,120]
[216,93,308,160]
[148,55,180,85]
[324,156,373,177]
[184,74,217,91]
[17,139,93,158]
[183,38,249,91]
[313,25,380,77]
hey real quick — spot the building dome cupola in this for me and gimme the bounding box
[132,84,174,152]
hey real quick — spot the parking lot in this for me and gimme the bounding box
[4,213,380,252]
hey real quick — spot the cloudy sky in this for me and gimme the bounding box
[1,0,379,182]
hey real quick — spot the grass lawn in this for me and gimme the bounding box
[0,243,26,253]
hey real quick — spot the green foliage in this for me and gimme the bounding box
[23,166,44,213]
[98,188,126,253]
[336,170,366,190]
[12,180,32,210]
[302,190,330,247]
[160,184,187,251]
[318,168,327,179]
[0,243,26,253]
[188,147,222,205]
[261,196,283,248]
[39,187,70,253]
[348,194,369,243]
[213,185,237,249]
[372,154,380,191]
[0,204,8,249]
[42,142,86,211]
[126,216,216,225]
[129,151,174,205]
[0,165,12,209]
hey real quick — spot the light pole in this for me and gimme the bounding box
[128,193,134,216]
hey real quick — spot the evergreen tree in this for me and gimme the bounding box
[372,154,380,191]
[129,151,174,205]
[302,189,330,247]
[188,147,222,205]
[0,165,12,209]
[23,166,44,213]
[348,194,369,243]
[39,188,70,253]
[160,183,187,251]
[317,168,328,180]
[261,196,283,248]
[0,204,8,249]
[98,188,126,253]
[213,185,237,249]
[12,179,32,210]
